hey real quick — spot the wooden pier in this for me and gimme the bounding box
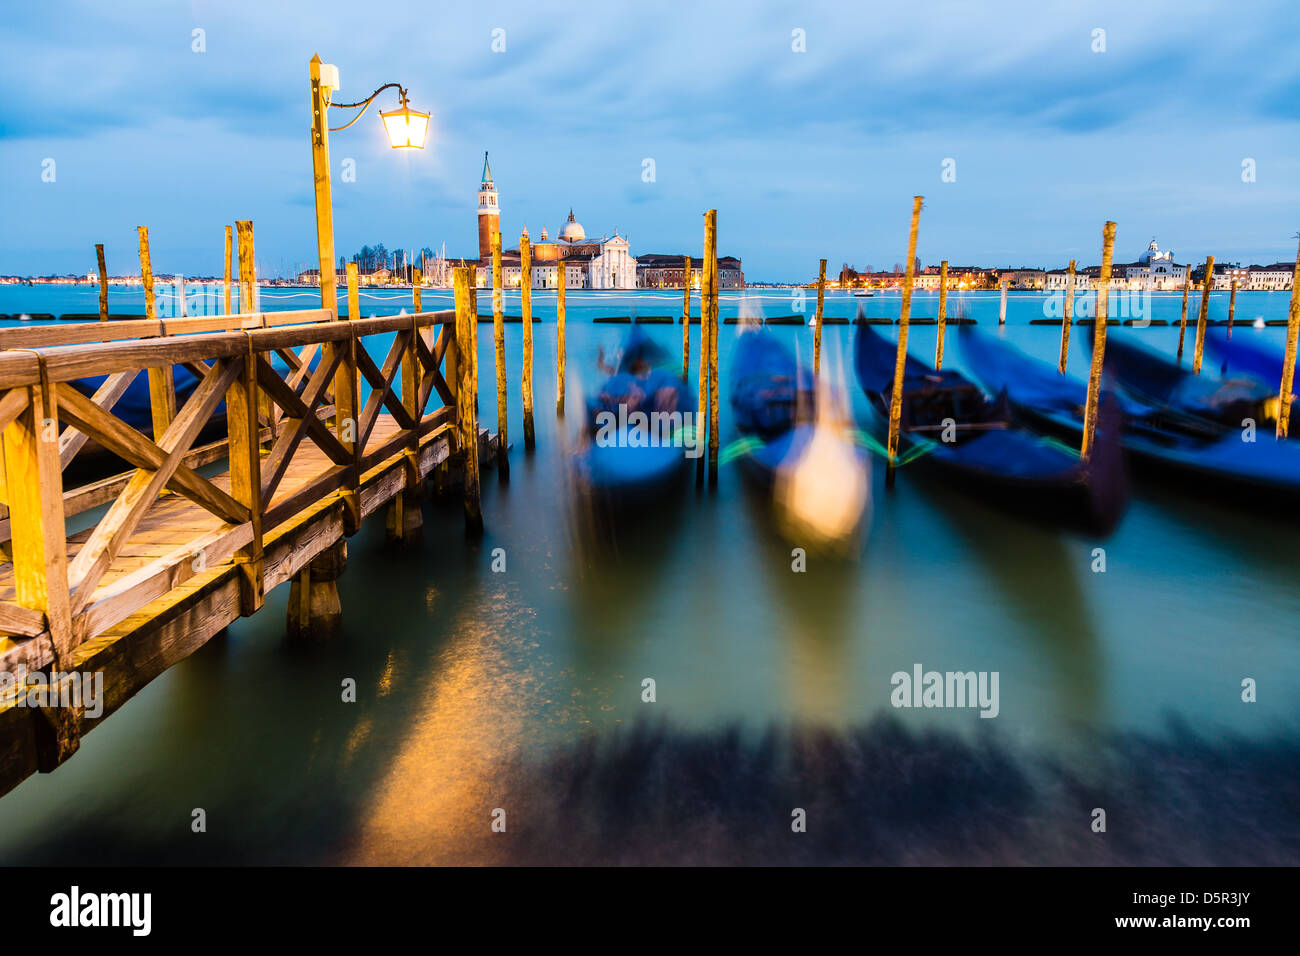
[0,305,489,798]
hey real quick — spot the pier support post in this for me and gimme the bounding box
[935,259,949,370]
[1059,260,1076,373]
[887,196,923,488]
[389,269,424,547]
[1081,222,1117,461]
[1275,237,1300,439]
[287,539,346,641]
[681,255,692,378]
[1177,265,1192,361]
[491,231,509,478]
[1192,256,1214,375]
[455,267,484,536]
[3,373,79,768]
[521,233,535,451]
[814,258,826,376]
[96,244,108,321]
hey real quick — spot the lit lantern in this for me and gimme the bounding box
[380,96,430,149]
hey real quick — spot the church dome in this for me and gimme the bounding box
[558,208,585,243]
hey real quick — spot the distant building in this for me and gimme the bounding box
[1001,269,1047,289]
[1245,263,1295,291]
[636,254,744,289]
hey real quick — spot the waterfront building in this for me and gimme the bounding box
[636,254,745,289]
[1001,269,1047,289]
[1245,262,1295,291]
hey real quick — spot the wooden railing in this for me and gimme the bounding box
[0,307,462,677]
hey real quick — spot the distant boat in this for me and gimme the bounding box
[853,323,1126,533]
[853,290,875,297]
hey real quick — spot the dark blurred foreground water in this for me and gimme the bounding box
[0,288,1297,864]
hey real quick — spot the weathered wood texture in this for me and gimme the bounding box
[0,306,466,797]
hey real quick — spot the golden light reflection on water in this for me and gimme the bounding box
[346,590,564,865]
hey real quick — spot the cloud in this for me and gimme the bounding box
[2,0,1299,277]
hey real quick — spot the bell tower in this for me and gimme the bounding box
[477,151,499,262]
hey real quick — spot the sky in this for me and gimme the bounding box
[2,0,1298,281]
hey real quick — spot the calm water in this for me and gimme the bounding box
[1,285,1297,864]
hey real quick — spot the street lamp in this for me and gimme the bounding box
[308,54,429,315]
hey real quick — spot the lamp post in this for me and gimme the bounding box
[308,53,429,315]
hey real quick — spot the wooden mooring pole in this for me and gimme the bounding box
[1192,255,1214,375]
[681,255,692,378]
[1227,279,1238,339]
[139,226,175,440]
[521,232,535,451]
[455,266,484,535]
[999,276,1008,325]
[707,209,719,486]
[492,231,509,478]
[95,244,108,321]
[1058,260,1076,373]
[224,225,233,315]
[696,223,712,486]
[1081,221,1116,461]
[935,259,949,370]
[814,258,826,375]
[1275,236,1300,439]
[556,258,566,416]
[887,196,923,489]
[345,262,359,320]
[1176,264,1192,361]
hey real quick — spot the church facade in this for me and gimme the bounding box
[474,153,637,289]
